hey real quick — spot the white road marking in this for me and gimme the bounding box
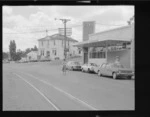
[20,71,98,110]
[13,73,60,111]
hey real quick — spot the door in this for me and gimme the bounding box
[84,53,88,64]
[105,64,112,76]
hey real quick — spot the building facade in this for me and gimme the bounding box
[27,51,38,61]
[74,22,134,69]
[38,34,81,60]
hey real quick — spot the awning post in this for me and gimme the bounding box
[106,41,108,63]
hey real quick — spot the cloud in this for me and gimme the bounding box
[3,6,134,52]
[3,6,13,15]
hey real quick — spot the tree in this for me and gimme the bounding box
[9,40,16,61]
[33,45,38,51]
[3,52,8,60]
[15,50,23,61]
[25,48,31,54]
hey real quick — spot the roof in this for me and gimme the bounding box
[74,24,133,47]
[27,51,38,55]
[89,25,131,37]
[38,34,78,42]
[73,40,130,47]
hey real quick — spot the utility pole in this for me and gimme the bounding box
[128,15,134,70]
[46,29,48,37]
[55,18,71,61]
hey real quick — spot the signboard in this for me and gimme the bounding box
[58,28,72,36]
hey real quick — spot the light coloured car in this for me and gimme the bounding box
[97,63,134,79]
[81,63,98,73]
[66,61,81,71]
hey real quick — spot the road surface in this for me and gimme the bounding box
[3,62,134,110]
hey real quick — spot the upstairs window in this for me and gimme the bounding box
[47,40,49,47]
[41,41,43,46]
[54,40,55,45]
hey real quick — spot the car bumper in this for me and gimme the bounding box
[116,73,134,78]
[74,67,81,70]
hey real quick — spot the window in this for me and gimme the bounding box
[41,50,42,56]
[53,49,57,55]
[79,50,81,54]
[101,64,106,68]
[41,41,43,46]
[43,50,44,56]
[55,50,57,55]
[54,40,55,45]
[47,40,49,47]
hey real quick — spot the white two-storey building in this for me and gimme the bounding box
[38,34,81,60]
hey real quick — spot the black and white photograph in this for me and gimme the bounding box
[2,5,135,111]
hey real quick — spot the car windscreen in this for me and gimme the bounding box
[90,63,97,66]
[74,62,80,65]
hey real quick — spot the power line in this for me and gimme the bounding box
[96,22,126,26]
[3,24,83,34]
[3,22,126,35]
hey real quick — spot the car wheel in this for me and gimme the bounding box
[113,73,117,79]
[72,67,74,71]
[131,75,135,80]
[98,70,101,77]
[82,68,84,72]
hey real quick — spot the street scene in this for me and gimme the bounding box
[3,6,134,110]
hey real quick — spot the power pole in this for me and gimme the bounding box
[46,29,48,37]
[55,18,70,61]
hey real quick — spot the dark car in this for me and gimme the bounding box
[97,63,134,79]
[66,61,81,71]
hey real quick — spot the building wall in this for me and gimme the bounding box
[83,21,95,41]
[38,39,79,60]
[89,58,106,66]
[89,25,132,41]
[27,52,38,61]
[107,49,131,68]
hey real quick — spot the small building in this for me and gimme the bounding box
[74,23,134,69]
[27,51,38,61]
[38,34,81,60]
[20,57,28,62]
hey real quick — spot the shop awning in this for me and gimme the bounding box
[73,39,131,47]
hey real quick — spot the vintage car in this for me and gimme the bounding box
[81,63,98,73]
[97,63,134,79]
[66,61,81,71]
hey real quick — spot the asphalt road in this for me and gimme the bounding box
[3,62,134,110]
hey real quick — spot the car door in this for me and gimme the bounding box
[100,63,106,75]
[105,64,112,76]
[85,64,88,71]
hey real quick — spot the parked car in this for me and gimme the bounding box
[66,61,81,71]
[93,64,100,73]
[97,63,134,79]
[81,63,98,73]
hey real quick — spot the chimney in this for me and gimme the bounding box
[83,21,95,41]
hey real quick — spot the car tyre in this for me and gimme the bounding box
[82,68,84,72]
[88,68,90,73]
[72,67,74,71]
[98,70,101,77]
[113,73,117,79]
[131,75,135,80]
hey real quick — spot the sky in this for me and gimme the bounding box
[3,5,134,52]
